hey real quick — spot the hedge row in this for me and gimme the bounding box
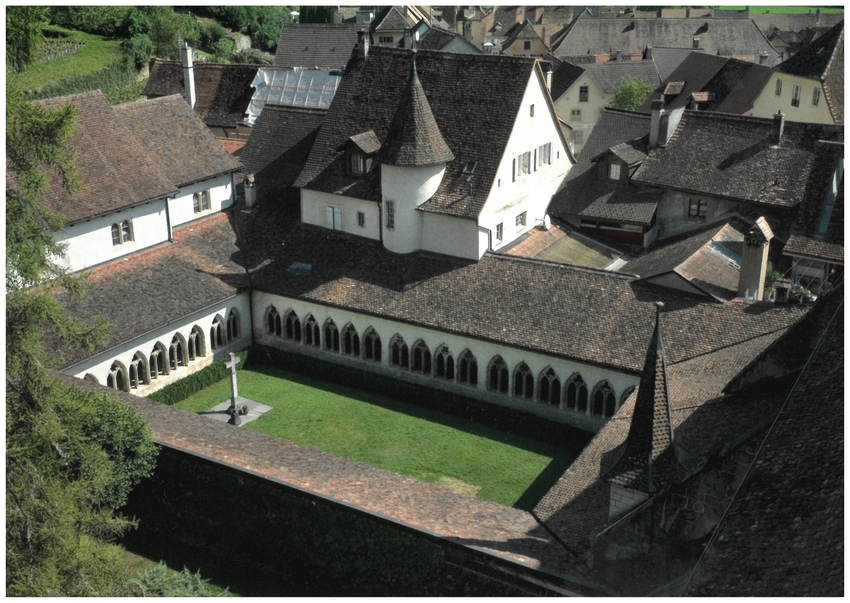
[146,350,249,406]
[24,63,137,101]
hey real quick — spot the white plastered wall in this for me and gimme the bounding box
[65,292,251,395]
[168,173,235,228]
[751,73,835,124]
[420,212,479,260]
[381,163,447,255]
[252,291,639,431]
[480,69,571,254]
[56,200,169,273]
[301,189,381,241]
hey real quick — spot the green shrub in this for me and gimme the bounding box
[121,34,152,70]
[199,22,226,49]
[127,562,227,597]
[147,350,249,406]
[231,50,271,65]
[49,7,131,37]
[23,63,137,101]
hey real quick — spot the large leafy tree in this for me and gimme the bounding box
[6,61,157,597]
[610,76,655,111]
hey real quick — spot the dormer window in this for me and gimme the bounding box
[350,151,365,176]
[608,163,621,180]
[462,161,477,180]
[346,130,380,178]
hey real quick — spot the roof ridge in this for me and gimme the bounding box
[113,93,184,110]
[486,251,637,280]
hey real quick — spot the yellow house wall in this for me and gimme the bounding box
[503,37,549,58]
[553,76,610,156]
[752,72,834,124]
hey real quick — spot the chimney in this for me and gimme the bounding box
[243,174,257,208]
[693,36,700,49]
[540,60,553,91]
[403,27,413,49]
[759,51,768,65]
[649,99,667,148]
[816,8,821,23]
[771,111,785,145]
[709,7,715,18]
[686,6,691,18]
[357,29,369,60]
[738,217,774,300]
[645,44,653,59]
[180,43,196,109]
[615,50,622,61]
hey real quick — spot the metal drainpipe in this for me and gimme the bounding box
[478,225,493,252]
[378,201,383,245]
[165,197,174,242]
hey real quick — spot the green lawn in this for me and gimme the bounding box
[717,6,843,13]
[8,26,123,93]
[174,366,575,509]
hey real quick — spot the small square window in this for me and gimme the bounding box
[608,163,621,180]
[515,212,526,230]
[495,222,503,243]
[530,104,535,117]
[570,109,581,121]
[357,211,365,227]
[523,40,532,51]
[570,130,583,145]
[688,198,707,219]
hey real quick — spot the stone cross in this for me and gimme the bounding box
[225,352,241,426]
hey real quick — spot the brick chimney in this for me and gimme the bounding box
[771,110,785,145]
[357,29,369,60]
[738,217,774,300]
[180,43,196,109]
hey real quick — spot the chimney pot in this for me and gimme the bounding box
[772,111,785,144]
[738,217,774,300]
[357,29,369,60]
[693,36,700,49]
[244,174,257,208]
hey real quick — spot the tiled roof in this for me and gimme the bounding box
[143,60,258,128]
[550,17,782,66]
[548,55,585,101]
[685,289,843,596]
[38,91,177,225]
[749,11,844,34]
[56,213,249,368]
[621,223,745,301]
[584,60,661,94]
[273,23,361,70]
[416,27,454,51]
[776,21,844,118]
[114,95,241,188]
[349,130,381,154]
[235,203,809,375]
[295,47,548,219]
[568,109,653,183]
[376,57,454,166]
[238,105,326,205]
[649,47,703,81]
[783,140,844,263]
[603,140,648,167]
[502,20,543,51]
[632,111,843,208]
[217,138,246,158]
[371,6,418,32]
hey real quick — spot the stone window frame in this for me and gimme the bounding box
[324,318,340,352]
[169,332,189,371]
[149,341,169,380]
[488,356,509,393]
[390,334,409,368]
[579,85,589,102]
[284,309,301,342]
[513,362,534,399]
[538,367,562,407]
[210,314,225,350]
[128,351,150,389]
[457,350,478,386]
[304,315,321,347]
[107,360,129,392]
[791,83,801,108]
[266,306,282,337]
[188,325,206,361]
[226,308,240,341]
[363,328,382,362]
[591,381,617,417]
[411,339,432,375]
[111,220,134,246]
[342,323,360,356]
[193,189,212,213]
[688,198,708,219]
[565,373,588,412]
[434,344,454,380]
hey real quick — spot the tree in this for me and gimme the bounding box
[6,6,48,72]
[6,85,158,596]
[610,76,655,111]
[299,6,336,24]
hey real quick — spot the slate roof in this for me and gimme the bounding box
[114,95,241,188]
[502,19,544,52]
[143,60,258,128]
[550,16,782,66]
[371,6,421,32]
[749,11,845,36]
[649,47,703,81]
[685,289,843,596]
[234,203,809,376]
[784,140,844,263]
[620,223,745,302]
[548,55,585,101]
[584,59,661,94]
[416,27,461,51]
[238,105,327,206]
[56,213,249,368]
[295,47,555,220]
[638,53,772,114]
[38,91,177,225]
[776,20,844,123]
[632,111,843,209]
[273,23,361,70]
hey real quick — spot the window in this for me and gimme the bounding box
[565,374,587,411]
[385,201,395,230]
[813,87,821,106]
[226,309,239,341]
[379,35,393,44]
[570,130,583,145]
[342,324,360,356]
[211,315,225,349]
[324,319,340,352]
[357,211,365,227]
[537,143,551,167]
[391,335,409,368]
[513,151,532,181]
[458,350,478,386]
[435,345,454,380]
[284,310,301,341]
[267,306,282,336]
[193,190,211,213]
[495,222,503,244]
[688,198,708,219]
[107,361,128,392]
[364,328,381,362]
[488,356,509,393]
[111,220,133,245]
[592,382,616,417]
[326,206,342,231]
[579,86,589,102]
[304,315,320,346]
[608,163,621,180]
[514,363,534,399]
[775,79,783,96]
[188,326,204,361]
[539,368,561,406]
[523,40,532,51]
[129,352,148,389]
[515,211,526,230]
[570,109,581,121]
[791,84,801,107]
[412,340,431,375]
[150,342,169,379]
[350,151,365,176]
[529,103,535,116]
[169,333,187,370]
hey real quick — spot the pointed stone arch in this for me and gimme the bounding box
[514,362,534,399]
[363,327,382,362]
[169,332,188,371]
[128,351,150,389]
[434,344,454,380]
[324,318,340,352]
[188,325,205,361]
[304,314,320,346]
[210,314,226,350]
[342,323,360,356]
[565,373,588,412]
[107,360,129,392]
[457,349,478,386]
[266,305,282,337]
[227,308,240,341]
[592,380,616,417]
[284,309,302,342]
[84,373,100,385]
[390,334,409,368]
[488,356,509,393]
[411,339,431,375]
[149,341,169,379]
[538,367,561,406]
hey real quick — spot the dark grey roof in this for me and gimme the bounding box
[749,11,845,35]
[114,95,241,188]
[143,60,258,128]
[273,23,361,70]
[56,213,249,367]
[295,47,551,219]
[38,91,177,225]
[550,16,782,66]
[548,54,585,101]
[632,111,843,208]
[570,109,652,182]
[584,59,661,94]
[685,288,843,596]
[649,47,703,81]
[502,19,543,51]
[349,130,381,154]
[371,6,420,32]
[238,105,327,206]
[604,140,648,167]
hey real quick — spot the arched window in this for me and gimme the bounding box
[565,375,588,412]
[514,362,534,399]
[111,220,134,245]
[169,333,187,370]
[149,342,168,379]
[412,340,431,375]
[227,309,240,341]
[324,319,340,352]
[593,382,617,417]
[342,324,360,356]
[363,328,381,362]
[187,325,205,361]
[107,361,128,392]
[488,356,509,393]
[193,192,202,213]
[210,315,225,350]
[390,335,409,368]
[84,373,99,384]
[128,352,149,389]
[304,315,320,346]
[458,350,478,386]
[284,310,301,342]
[539,368,561,406]
[267,306,282,337]
[435,345,454,380]
[111,223,121,246]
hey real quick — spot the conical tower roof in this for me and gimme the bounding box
[376,52,454,167]
[606,302,690,494]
